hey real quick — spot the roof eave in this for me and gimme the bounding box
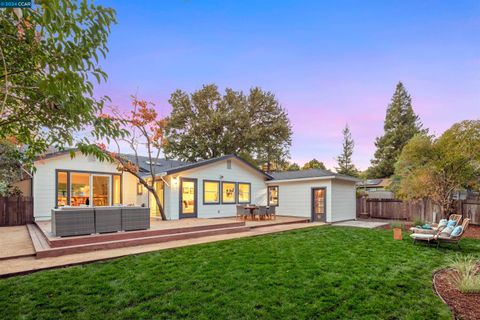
[266,175,361,183]
[266,176,337,183]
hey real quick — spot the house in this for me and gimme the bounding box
[356,178,394,199]
[29,150,359,222]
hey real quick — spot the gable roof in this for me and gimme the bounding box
[120,154,190,175]
[34,149,190,175]
[159,154,273,179]
[268,168,360,182]
[34,148,77,161]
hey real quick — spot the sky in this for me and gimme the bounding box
[95,0,480,170]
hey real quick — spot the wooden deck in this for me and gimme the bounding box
[27,216,308,259]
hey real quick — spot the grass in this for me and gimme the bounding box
[1,226,480,319]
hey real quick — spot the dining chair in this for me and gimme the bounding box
[236,205,249,220]
[267,206,276,220]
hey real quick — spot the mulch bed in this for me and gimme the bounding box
[463,225,480,239]
[433,268,480,320]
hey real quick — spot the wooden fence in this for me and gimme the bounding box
[0,197,33,226]
[357,197,480,225]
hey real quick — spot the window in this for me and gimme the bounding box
[203,180,220,204]
[56,171,68,207]
[137,183,143,195]
[113,175,121,205]
[268,186,279,206]
[238,183,251,203]
[222,182,236,203]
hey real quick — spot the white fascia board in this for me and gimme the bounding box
[266,176,360,184]
[265,176,336,184]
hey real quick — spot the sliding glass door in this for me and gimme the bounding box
[56,171,120,208]
[92,175,111,206]
[70,173,91,206]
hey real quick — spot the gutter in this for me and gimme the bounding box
[265,176,361,184]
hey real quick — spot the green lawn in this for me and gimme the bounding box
[1,226,479,319]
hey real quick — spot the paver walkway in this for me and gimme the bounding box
[0,222,324,277]
[0,226,35,260]
[332,220,389,229]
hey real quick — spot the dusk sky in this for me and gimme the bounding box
[95,0,480,170]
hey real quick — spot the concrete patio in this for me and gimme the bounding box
[0,226,35,260]
[332,220,390,229]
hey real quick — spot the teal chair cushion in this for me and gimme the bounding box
[440,226,454,237]
[438,219,448,228]
[451,226,463,237]
[447,220,457,228]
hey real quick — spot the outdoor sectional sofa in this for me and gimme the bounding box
[51,206,150,237]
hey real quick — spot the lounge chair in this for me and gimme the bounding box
[236,205,249,220]
[409,214,462,234]
[435,218,470,250]
[410,232,437,246]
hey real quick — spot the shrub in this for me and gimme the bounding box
[447,255,480,294]
[412,217,424,227]
[390,222,403,229]
[0,181,22,197]
[456,275,480,294]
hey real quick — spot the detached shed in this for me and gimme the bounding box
[266,169,360,223]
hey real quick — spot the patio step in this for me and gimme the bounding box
[27,224,50,252]
[38,221,246,248]
[31,225,251,259]
[247,218,310,229]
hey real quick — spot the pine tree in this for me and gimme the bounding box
[368,82,425,178]
[335,124,358,177]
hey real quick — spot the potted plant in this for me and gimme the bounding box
[391,222,403,240]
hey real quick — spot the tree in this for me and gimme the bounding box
[394,120,480,218]
[0,138,23,196]
[285,162,300,171]
[368,82,425,178]
[0,1,121,164]
[164,84,292,170]
[302,159,326,170]
[99,96,168,220]
[335,124,358,177]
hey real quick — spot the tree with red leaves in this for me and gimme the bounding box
[99,96,168,220]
